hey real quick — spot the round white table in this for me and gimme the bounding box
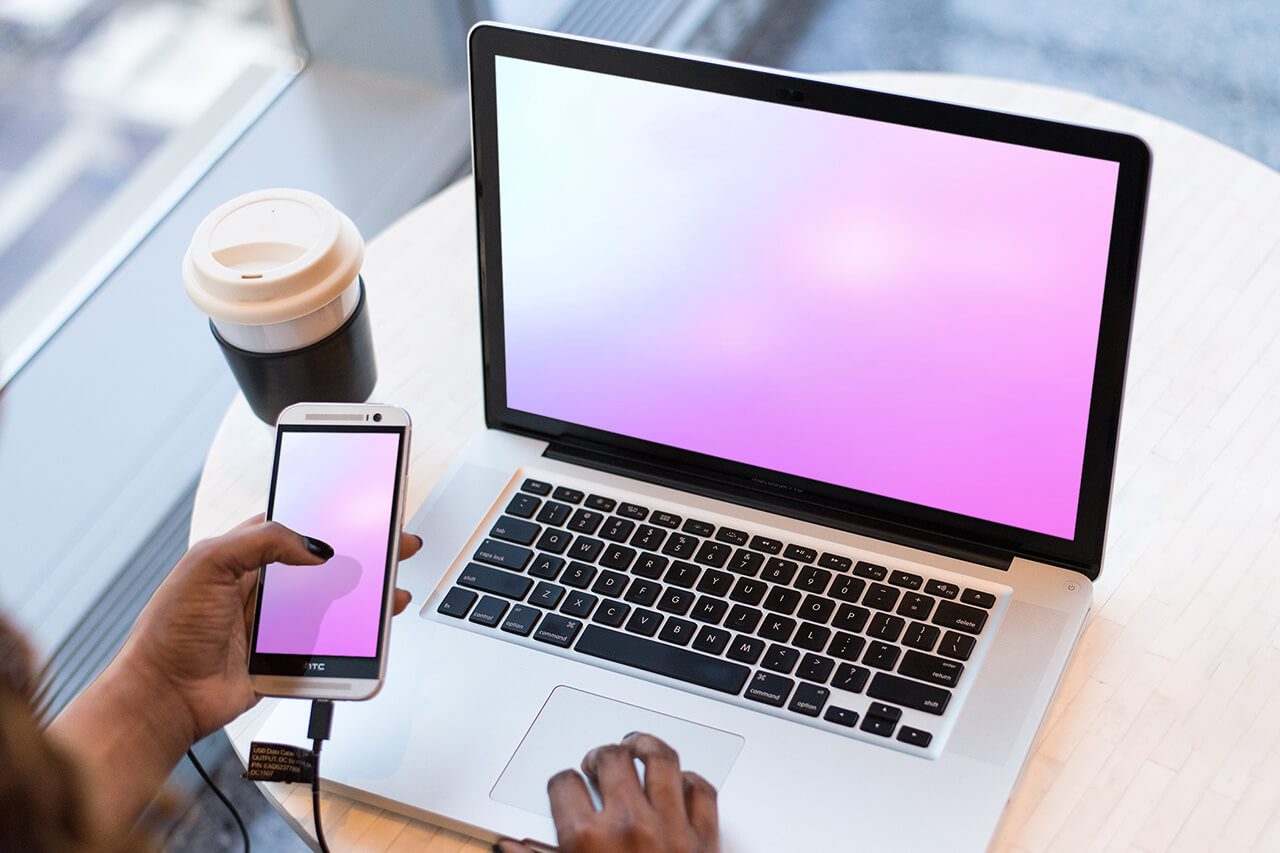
[191,72,1280,852]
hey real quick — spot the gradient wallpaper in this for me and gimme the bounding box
[496,57,1119,538]
[255,429,401,657]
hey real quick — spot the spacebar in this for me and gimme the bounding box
[575,625,751,695]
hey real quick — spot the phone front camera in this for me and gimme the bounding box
[373,412,382,422]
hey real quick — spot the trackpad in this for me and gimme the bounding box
[491,686,745,817]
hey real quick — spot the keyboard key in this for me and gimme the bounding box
[631,524,667,551]
[898,727,933,748]
[533,614,583,647]
[536,501,572,526]
[650,511,682,529]
[899,650,964,688]
[682,518,715,537]
[868,672,951,715]
[744,671,794,707]
[939,631,976,661]
[867,702,902,722]
[625,608,663,637]
[561,592,598,618]
[662,533,699,559]
[624,580,661,607]
[797,594,835,624]
[562,561,597,589]
[716,527,749,545]
[868,612,906,643]
[658,617,697,646]
[788,682,830,717]
[831,662,870,693]
[521,478,551,496]
[591,570,629,598]
[576,625,750,694]
[491,515,539,545]
[726,634,766,664]
[692,625,731,655]
[897,592,935,621]
[657,587,694,616]
[530,582,565,609]
[924,579,959,599]
[762,644,800,674]
[961,588,997,609]
[828,632,866,663]
[727,549,765,576]
[853,561,888,581]
[863,641,901,670]
[860,715,896,737]
[632,553,670,579]
[729,577,767,605]
[749,535,782,554]
[664,561,701,588]
[759,615,796,643]
[932,600,988,635]
[763,586,802,615]
[830,575,866,604]
[833,603,870,633]
[552,486,584,504]
[600,516,636,543]
[725,604,763,633]
[592,600,630,627]
[863,582,900,611]
[617,502,649,520]
[506,493,541,518]
[903,622,941,651]
[823,706,858,727]
[568,509,604,535]
[784,544,818,563]
[474,539,533,571]
[693,540,732,568]
[818,553,853,572]
[691,596,729,624]
[795,566,832,595]
[567,536,604,563]
[888,570,923,590]
[459,563,533,600]
[469,595,508,627]
[695,569,734,597]
[437,587,476,618]
[535,528,572,555]
[761,558,798,585]
[797,653,835,683]
[585,494,616,512]
[528,554,565,580]
[600,544,637,571]
[501,604,541,636]
[793,622,831,652]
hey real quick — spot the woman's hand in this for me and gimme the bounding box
[497,733,720,853]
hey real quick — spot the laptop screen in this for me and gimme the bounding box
[494,56,1121,541]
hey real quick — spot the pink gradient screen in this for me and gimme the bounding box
[496,58,1119,538]
[255,429,402,657]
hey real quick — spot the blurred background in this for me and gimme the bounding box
[0,1,1275,849]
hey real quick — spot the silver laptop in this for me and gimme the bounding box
[253,24,1150,851]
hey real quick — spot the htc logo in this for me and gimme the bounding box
[307,662,326,672]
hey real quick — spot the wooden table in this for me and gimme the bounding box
[190,72,1280,852]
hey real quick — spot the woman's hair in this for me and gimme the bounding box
[0,614,146,852]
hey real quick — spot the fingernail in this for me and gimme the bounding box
[413,534,424,548]
[303,537,334,559]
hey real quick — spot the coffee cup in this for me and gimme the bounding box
[182,188,377,424]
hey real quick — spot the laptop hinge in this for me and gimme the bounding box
[543,439,1015,572]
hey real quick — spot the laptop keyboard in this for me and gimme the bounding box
[428,474,1007,758]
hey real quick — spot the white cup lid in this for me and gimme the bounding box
[182,188,364,326]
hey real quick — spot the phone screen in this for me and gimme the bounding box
[249,424,406,678]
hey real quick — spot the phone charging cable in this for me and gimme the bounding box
[308,699,335,853]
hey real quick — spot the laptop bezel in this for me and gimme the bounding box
[467,24,1150,579]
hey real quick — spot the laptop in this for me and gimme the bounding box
[252,23,1150,851]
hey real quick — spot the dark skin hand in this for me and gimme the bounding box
[496,732,720,853]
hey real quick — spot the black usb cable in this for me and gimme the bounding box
[308,699,335,853]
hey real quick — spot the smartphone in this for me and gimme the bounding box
[248,402,411,700]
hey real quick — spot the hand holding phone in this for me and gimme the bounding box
[249,403,412,700]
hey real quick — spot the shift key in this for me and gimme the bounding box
[458,563,533,600]
[473,538,532,571]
